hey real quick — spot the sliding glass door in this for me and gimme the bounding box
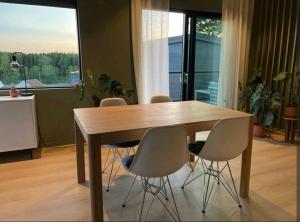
[192,16,222,105]
[169,11,222,104]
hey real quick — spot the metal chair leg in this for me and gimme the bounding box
[181,157,202,189]
[102,147,111,173]
[122,175,138,207]
[106,148,117,192]
[217,162,220,184]
[226,161,242,208]
[167,176,181,221]
[139,177,148,222]
[202,161,215,213]
[161,177,169,200]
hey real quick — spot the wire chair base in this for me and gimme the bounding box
[182,160,242,213]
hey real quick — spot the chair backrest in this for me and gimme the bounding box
[99,97,127,107]
[199,117,250,162]
[129,125,188,178]
[150,95,173,103]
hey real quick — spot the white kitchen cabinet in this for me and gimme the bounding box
[0,96,38,152]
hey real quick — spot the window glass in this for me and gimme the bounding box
[168,12,184,101]
[0,2,80,89]
[193,17,222,105]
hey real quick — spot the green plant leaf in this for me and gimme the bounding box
[263,111,274,126]
[79,80,85,101]
[81,69,135,107]
[273,71,289,81]
[86,68,93,81]
[92,95,101,107]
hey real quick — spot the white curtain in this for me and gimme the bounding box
[217,0,254,109]
[131,0,169,104]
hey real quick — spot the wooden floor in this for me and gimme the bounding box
[0,135,296,221]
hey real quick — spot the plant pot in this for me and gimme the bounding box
[284,106,298,118]
[253,124,265,137]
[9,88,19,97]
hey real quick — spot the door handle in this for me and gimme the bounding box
[183,72,189,84]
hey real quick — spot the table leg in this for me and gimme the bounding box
[240,117,253,198]
[75,121,85,183]
[285,121,291,142]
[290,122,296,144]
[88,135,103,221]
[189,133,196,162]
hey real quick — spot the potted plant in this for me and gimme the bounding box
[273,71,298,118]
[250,84,282,137]
[239,67,263,113]
[80,69,135,107]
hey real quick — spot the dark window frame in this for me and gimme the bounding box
[0,0,82,90]
[0,0,77,8]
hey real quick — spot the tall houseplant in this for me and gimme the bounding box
[80,69,135,107]
[250,84,282,136]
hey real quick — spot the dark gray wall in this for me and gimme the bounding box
[77,0,135,90]
[170,0,222,12]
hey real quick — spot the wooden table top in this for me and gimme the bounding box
[74,101,252,136]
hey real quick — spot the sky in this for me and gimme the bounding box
[0,3,79,53]
[168,12,184,37]
[0,3,183,54]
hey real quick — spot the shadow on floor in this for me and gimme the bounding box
[0,149,32,164]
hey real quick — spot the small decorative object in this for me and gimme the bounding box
[80,69,136,106]
[10,52,33,97]
[9,86,19,97]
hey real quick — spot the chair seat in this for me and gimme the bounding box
[189,141,206,155]
[105,140,140,149]
[121,154,135,170]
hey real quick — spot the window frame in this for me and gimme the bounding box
[0,0,82,90]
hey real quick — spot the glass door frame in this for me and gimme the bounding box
[172,10,222,101]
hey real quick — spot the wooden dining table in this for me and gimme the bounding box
[74,101,253,221]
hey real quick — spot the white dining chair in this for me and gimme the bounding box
[181,117,250,213]
[100,97,127,107]
[100,97,140,192]
[150,95,173,103]
[121,125,188,221]
[121,94,174,207]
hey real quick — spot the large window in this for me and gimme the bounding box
[0,2,80,89]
